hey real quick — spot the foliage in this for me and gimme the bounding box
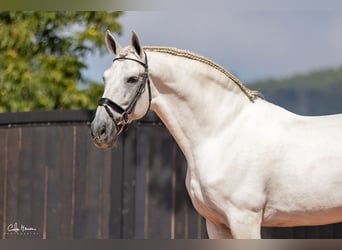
[251,67,342,115]
[0,11,123,112]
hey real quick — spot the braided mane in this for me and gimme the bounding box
[144,46,262,102]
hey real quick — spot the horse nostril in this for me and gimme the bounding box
[100,126,106,136]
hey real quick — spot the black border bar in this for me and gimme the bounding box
[0,110,95,127]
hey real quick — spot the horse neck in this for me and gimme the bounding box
[146,50,252,163]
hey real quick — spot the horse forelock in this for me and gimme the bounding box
[118,46,135,58]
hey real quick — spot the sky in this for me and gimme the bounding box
[83,6,342,84]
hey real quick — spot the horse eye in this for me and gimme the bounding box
[127,76,139,84]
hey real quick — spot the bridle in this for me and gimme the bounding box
[97,51,151,134]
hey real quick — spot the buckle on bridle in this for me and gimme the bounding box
[117,112,129,126]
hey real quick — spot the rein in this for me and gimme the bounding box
[98,52,151,134]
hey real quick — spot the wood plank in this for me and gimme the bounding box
[73,125,89,239]
[170,141,178,239]
[186,196,201,239]
[3,128,21,239]
[16,127,33,229]
[44,126,59,239]
[134,126,149,239]
[98,144,113,239]
[108,136,124,239]
[155,129,173,239]
[173,141,189,239]
[121,124,138,238]
[83,133,102,238]
[29,126,48,239]
[74,125,101,238]
[44,126,74,239]
[145,127,173,239]
[57,126,75,239]
[200,216,208,239]
[0,129,7,239]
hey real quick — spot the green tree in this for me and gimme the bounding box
[0,11,123,112]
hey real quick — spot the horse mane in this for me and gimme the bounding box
[144,46,262,102]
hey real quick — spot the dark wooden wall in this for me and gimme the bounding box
[0,110,206,239]
[0,110,341,239]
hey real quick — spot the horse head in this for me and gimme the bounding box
[91,31,151,148]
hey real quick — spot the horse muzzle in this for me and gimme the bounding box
[90,117,118,148]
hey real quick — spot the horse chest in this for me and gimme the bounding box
[185,168,229,223]
[186,179,219,222]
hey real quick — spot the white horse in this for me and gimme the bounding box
[91,31,342,239]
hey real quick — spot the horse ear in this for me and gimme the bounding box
[105,30,121,56]
[131,31,144,57]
